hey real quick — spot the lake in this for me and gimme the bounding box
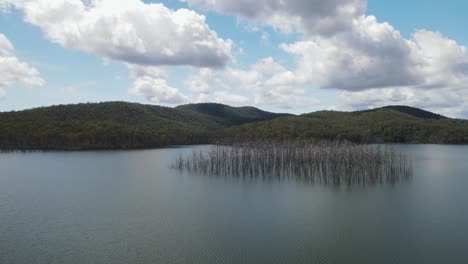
[1,145,467,264]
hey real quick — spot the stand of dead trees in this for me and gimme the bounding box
[174,140,413,185]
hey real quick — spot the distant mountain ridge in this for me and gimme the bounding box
[0,101,467,150]
[0,102,288,150]
[223,105,467,144]
[362,105,447,120]
[176,103,292,126]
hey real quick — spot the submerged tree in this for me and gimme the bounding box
[173,140,413,186]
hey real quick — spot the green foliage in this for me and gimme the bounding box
[221,108,468,144]
[0,102,215,150]
[1,101,467,150]
[361,105,447,120]
[176,103,292,126]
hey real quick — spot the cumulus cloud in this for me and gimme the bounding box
[279,16,420,91]
[181,57,321,108]
[129,76,188,105]
[4,0,468,116]
[184,68,222,94]
[127,64,252,107]
[278,17,468,91]
[337,85,468,118]
[127,64,188,104]
[181,0,468,116]
[0,33,44,98]
[129,57,320,109]
[5,0,232,67]
[411,30,468,89]
[182,0,366,35]
[128,63,169,80]
[329,29,468,117]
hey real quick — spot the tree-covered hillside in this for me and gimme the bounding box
[361,105,447,120]
[176,103,292,126]
[0,102,285,150]
[0,102,217,150]
[0,102,467,150]
[220,108,468,144]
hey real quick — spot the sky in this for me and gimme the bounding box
[1,0,468,117]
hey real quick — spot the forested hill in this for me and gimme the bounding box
[176,103,292,126]
[221,108,468,144]
[0,102,467,150]
[361,106,447,120]
[0,102,215,150]
[0,102,286,150]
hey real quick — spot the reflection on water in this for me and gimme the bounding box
[0,145,467,264]
[178,164,413,187]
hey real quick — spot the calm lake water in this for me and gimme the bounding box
[1,145,467,264]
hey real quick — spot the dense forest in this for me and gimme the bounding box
[220,107,468,144]
[0,102,286,150]
[0,102,467,150]
[176,103,292,126]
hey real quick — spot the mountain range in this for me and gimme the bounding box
[0,102,466,150]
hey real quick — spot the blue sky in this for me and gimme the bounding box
[1,0,468,117]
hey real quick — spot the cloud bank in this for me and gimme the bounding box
[182,0,366,36]
[4,0,232,68]
[0,33,44,98]
[181,0,468,116]
[3,0,468,116]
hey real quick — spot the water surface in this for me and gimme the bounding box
[1,145,467,263]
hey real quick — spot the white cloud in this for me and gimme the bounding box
[280,18,468,92]
[4,0,468,117]
[127,64,187,105]
[128,64,169,79]
[6,0,232,68]
[181,0,468,116]
[184,68,221,94]
[0,33,44,98]
[330,29,468,117]
[181,0,366,36]
[181,57,321,109]
[128,57,320,109]
[129,76,188,105]
[411,30,468,89]
[337,85,468,118]
[0,32,14,55]
[279,16,420,91]
[196,91,251,105]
